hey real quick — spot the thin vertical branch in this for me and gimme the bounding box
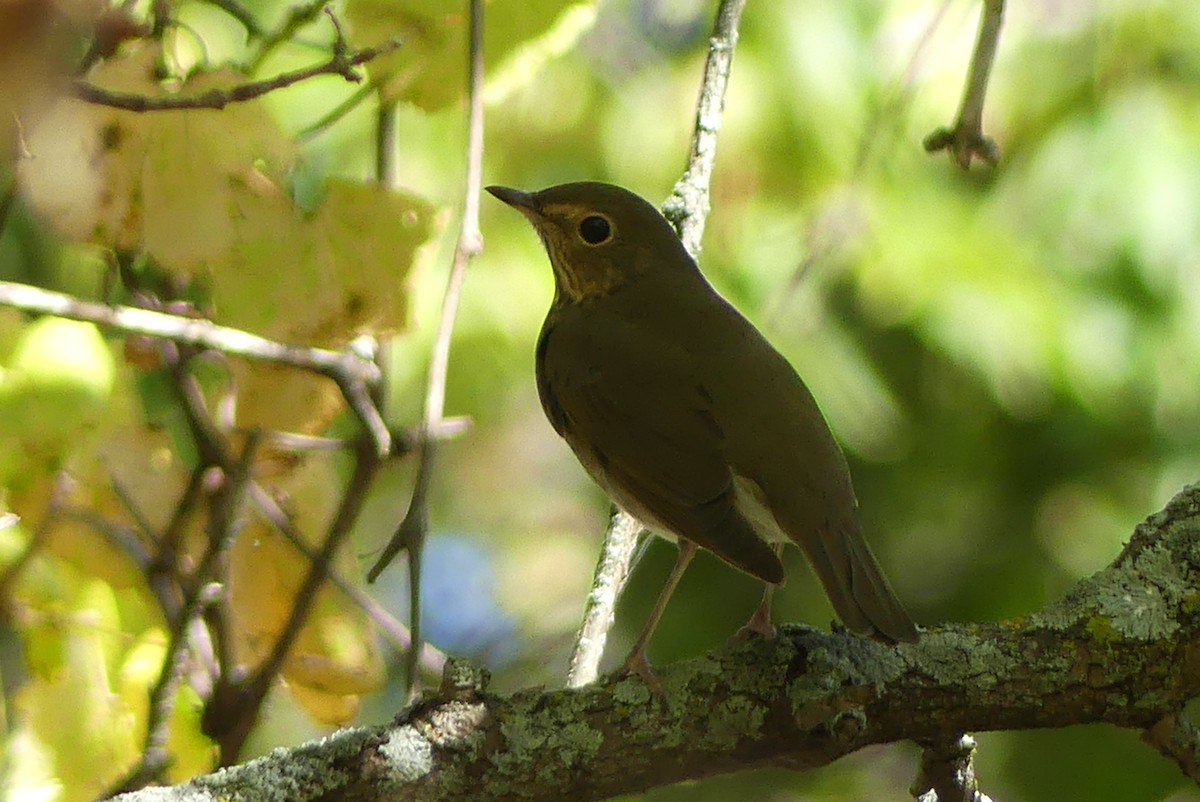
[566,0,747,689]
[923,0,1004,168]
[662,0,747,255]
[367,0,486,698]
[377,98,399,187]
[565,508,641,688]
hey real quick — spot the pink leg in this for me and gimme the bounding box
[734,543,784,640]
[620,540,698,694]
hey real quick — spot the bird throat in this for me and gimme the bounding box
[540,234,626,302]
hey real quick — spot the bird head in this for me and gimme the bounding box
[486,182,694,303]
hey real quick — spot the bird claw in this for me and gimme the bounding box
[730,603,777,642]
[620,651,665,697]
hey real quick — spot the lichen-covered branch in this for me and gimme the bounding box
[108,482,1200,801]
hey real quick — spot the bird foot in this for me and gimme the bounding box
[619,651,665,697]
[730,606,777,642]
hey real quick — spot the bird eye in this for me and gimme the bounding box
[578,215,612,245]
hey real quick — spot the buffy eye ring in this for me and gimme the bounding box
[578,215,612,245]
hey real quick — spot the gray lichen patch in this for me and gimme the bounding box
[702,694,767,750]
[1094,581,1179,640]
[193,726,380,800]
[1085,539,1187,640]
[801,636,906,691]
[422,700,489,750]
[378,727,435,785]
[612,675,654,707]
[1034,531,1193,640]
[491,695,604,784]
[908,631,1010,688]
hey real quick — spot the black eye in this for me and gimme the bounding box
[578,215,612,245]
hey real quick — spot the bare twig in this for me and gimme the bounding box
[923,0,1004,168]
[199,0,266,39]
[376,97,399,187]
[661,0,747,255]
[0,281,391,456]
[296,83,374,142]
[57,505,153,573]
[108,428,261,795]
[855,0,954,174]
[246,0,333,72]
[1144,712,1200,784]
[73,34,402,112]
[246,482,447,677]
[155,467,207,579]
[136,322,388,766]
[255,417,471,456]
[565,507,641,688]
[912,735,994,802]
[366,0,487,698]
[565,0,746,690]
[105,353,263,791]
[107,476,161,549]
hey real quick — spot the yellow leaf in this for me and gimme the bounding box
[284,682,361,726]
[227,454,383,723]
[14,580,139,801]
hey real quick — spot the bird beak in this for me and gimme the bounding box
[485,185,537,216]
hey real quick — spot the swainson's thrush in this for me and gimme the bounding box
[487,182,918,682]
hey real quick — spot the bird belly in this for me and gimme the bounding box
[571,443,680,540]
[569,433,785,549]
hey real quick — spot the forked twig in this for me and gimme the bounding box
[923,0,1004,168]
[74,21,402,112]
[366,0,487,698]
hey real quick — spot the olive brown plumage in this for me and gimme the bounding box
[488,181,917,684]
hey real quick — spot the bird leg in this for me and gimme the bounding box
[733,543,784,641]
[620,539,698,693]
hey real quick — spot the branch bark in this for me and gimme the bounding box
[109,482,1200,801]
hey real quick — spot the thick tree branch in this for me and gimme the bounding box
[108,482,1200,801]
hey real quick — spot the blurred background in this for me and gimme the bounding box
[3,0,1200,800]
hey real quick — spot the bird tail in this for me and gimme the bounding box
[805,517,918,643]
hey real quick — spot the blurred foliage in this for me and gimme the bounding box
[0,0,1199,800]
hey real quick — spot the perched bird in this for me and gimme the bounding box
[487,181,917,684]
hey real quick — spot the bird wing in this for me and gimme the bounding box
[538,308,784,584]
[707,320,917,642]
